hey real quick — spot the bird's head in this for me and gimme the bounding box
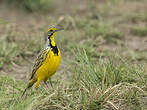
[47,26,64,39]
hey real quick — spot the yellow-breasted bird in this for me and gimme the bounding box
[22,26,63,96]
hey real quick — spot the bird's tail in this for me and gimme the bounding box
[21,79,36,97]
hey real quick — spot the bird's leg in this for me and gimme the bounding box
[49,78,53,88]
[44,81,50,90]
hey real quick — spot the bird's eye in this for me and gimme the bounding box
[50,30,53,32]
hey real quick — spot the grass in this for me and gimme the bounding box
[0,0,147,109]
[2,0,54,12]
[0,23,44,68]
[0,49,146,110]
[130,26,147,37]
[82,21,122,39]
[0,37,18,68]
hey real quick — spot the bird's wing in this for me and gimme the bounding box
[29,49,49,80]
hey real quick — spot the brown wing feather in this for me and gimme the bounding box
[29,49,49,80]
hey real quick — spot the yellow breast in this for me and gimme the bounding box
[36,49,61,81]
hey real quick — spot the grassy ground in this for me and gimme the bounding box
[0,0,147,110]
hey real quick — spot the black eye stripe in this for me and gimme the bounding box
[50,30,53,32]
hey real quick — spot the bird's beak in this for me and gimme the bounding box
[55,26,64,32]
